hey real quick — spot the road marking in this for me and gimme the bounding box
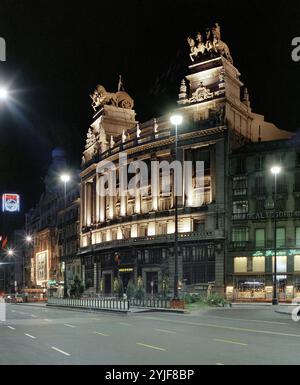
[119,322,132,326]
[216,363,225,366]
[7,326,15,330]
[94,331,110,336]
[24,333,36,339]
[11,310,15,313]
[30,314,38,318]
[140,316,300,339]
[155,328,177,334]
[214,338,248,346]
[63,323,76,328]
[137,342,166,351]
[51,346,71,356]
[43,319,52,322]
[207,315,288,325]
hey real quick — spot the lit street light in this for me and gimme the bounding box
[170,113,183,300]
[7,249,14,257]
[271,165,281,306]
[0,86,8,100]
[25,235,32,243]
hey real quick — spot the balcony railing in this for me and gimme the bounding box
[79,230,224,253]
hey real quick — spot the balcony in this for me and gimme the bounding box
[79,230,225,254]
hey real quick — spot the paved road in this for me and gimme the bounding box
[0,303,299,365]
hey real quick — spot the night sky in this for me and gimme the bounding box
[1,0,300,220]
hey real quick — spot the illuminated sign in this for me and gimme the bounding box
[119,268,134,273]
[36,251,48,286]
[2,193,20,212]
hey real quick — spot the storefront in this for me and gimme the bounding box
[227,249,300,302]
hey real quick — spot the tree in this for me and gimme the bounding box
[69,276,84,298]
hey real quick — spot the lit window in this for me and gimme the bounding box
[253,257,265,272]
[234,257,247,273]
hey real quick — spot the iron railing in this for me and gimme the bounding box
[129,298,170,308]
[47,297,130,311]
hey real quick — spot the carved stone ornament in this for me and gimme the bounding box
[90,84,134,112]
[187,23,233,64]
[85,127,96,149]
[189,82,214,103]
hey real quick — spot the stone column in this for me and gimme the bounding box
[151,157,159,211]
[95,174,100,223]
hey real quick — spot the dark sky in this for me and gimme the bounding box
[1,0,300,217]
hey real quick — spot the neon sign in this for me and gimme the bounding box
[2,193,20,213]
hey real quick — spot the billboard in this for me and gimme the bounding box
[2,193,20,213]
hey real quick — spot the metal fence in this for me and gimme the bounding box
[129,298,170,308]
[47,297,130,311]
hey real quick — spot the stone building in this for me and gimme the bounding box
[25,148,80,290]
[78,25,291,296]
[227,138,300,301]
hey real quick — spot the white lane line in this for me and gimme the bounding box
[63,323,76,328]
[51,346,71,356]
[119,322,132,326]
[7,326,15,330]
[207,315,288,326]
[93,331,110,337]
[43,319,52,322]
[11,310,15,313]
[216,363,225,366]
[214,338,248,346]
[30,314,38,318]
[140,316,300,339]
[155,328,177,334]
[137,342,166,352]
[24,333,36,339]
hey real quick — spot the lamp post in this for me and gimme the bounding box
[170,114,183,300]
[271,166,281,306]
[24,235,33,289]
[60,174,70,298]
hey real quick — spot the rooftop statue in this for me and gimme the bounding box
[90,79,134,111]
[188,23,233,64]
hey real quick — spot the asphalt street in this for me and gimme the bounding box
[0,303,299,365]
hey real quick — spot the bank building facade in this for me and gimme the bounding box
[78,24,291,297]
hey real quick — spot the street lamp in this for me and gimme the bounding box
[7,249,14,257]
[271,165,281,306]
[60,173,71,298]
[170,114,183,300]
[0,86,8,100]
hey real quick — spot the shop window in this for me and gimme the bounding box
[294,255,300,272]
[272,256,287,273]
[253,256,265,272]
[255,229,265,248]
[234,257,247,273]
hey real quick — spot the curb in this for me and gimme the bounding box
[46,304,129,314]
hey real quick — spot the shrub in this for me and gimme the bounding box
[126,280,136,300]
[206,293,227,307]
[69,276,84,298]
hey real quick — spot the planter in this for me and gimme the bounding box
[170,299,185,309]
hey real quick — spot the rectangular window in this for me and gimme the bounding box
[232,227,249,242]
[272,256,287,273]
[234,257,247,273]
[253,256,265,273]
[296,227,300,246]
[255,229,265,248]
[276,228,285,247]
[233,201,248,214]
[295,255,300,272]
[233,176,247,196]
